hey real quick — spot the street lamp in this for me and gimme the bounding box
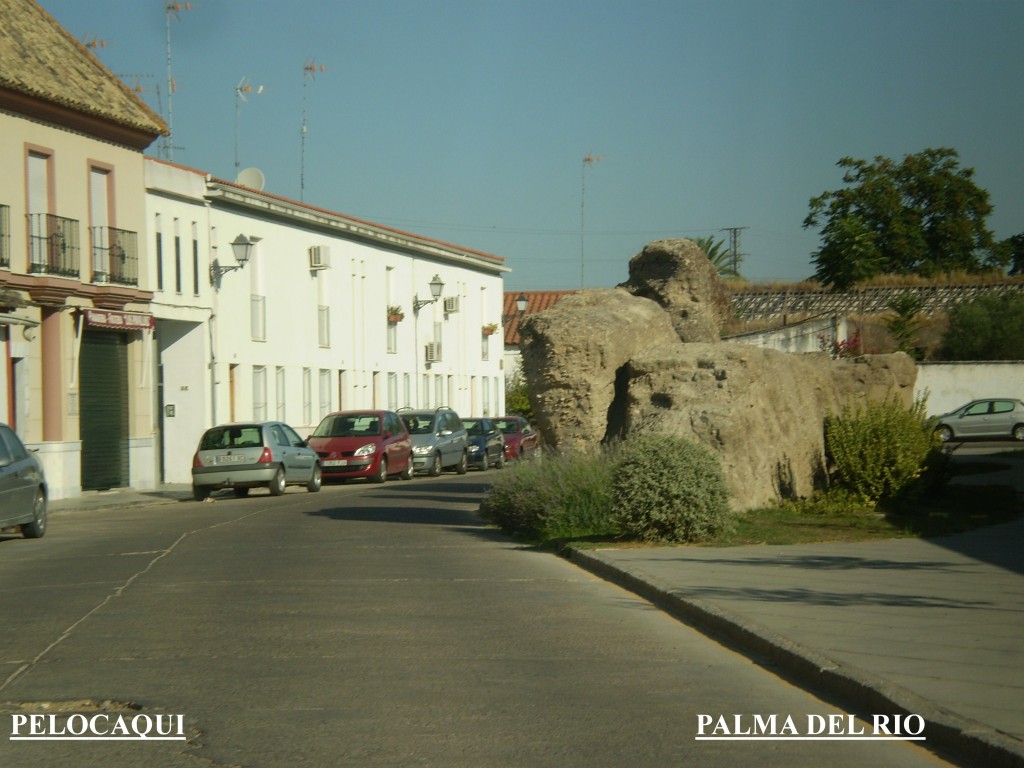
[413,274,445,311]
[210,234,258,284]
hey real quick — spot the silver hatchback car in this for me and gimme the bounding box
[191,421,322,500]
[0,423,47,538]
[933,399,1024,442]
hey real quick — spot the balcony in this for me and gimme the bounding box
[91,226,139,286]
[27,213,80,278]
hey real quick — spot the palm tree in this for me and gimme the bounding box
[692,235,741,278]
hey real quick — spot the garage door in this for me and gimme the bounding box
[80,329,129,490]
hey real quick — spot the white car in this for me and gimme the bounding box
[933,399,1024,442]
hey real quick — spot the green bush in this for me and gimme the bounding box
[479,447,617,543]
[825,396,938,504]
[611,432,731,543]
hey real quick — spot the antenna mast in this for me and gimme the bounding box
[163,2,191,160]
[580,153,602,289]
[300,59,326,201]
[235,77,264,175]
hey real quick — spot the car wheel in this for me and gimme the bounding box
[494,450,505,470]
[477,452,488,472]
[307,463,322,492]
[20,489,47,539]
[269,467,287,496]
[233,487,250,498]
[1013,425,1024,441]
[934,425,953,443]
[429,452,442,477]
[399,458,414,480]
[455,450,468,475]
[372,456,388,484]
[193,485,211,501]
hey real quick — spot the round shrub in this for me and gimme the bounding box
[825,395,938,504]
[611,432,731,543]
[479,448,617,543]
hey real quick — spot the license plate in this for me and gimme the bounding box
[217,454,247,464]
[322,459,348,467]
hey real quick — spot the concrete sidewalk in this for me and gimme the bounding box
[567,518,1024,768]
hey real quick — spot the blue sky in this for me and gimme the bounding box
[41,0,1024,291]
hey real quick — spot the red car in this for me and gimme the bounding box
[307,410,413,483]
[495,416,539,460]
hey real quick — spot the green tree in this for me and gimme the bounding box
[884,293,925,359]
[804,148,1004,289]
[504,369,533,419]
[693,235,741,278]
[1004,233,1024,276]
[939,292,1024,360]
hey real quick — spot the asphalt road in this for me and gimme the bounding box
[0,475,952,767]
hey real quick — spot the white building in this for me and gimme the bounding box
[147,161,509,484]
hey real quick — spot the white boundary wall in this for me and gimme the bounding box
[915,362,1024,416]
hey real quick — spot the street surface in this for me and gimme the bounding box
[1,475,952,767]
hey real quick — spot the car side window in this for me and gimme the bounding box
[992,401,1014,414]
[0,427,15,466]
[269,425,288,446]
[450,414,463,432]
[282,424,305,446]
[965,402,990,416]
[0,426,27,461]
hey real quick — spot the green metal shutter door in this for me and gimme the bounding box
[80,330,129,490]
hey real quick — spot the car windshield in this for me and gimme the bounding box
[200,425,264,450]
[464,420,485,436]
[313,414,381,438]
[402,415,435,435]
[494,420,519,434]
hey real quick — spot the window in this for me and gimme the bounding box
[251,295,267,341]
[0,204,10,268]
[403,373,411,408]
[422,375,430,408]
[155,215,164,290]
[302,368,312,425]
[318,305,330,347]
[482,376,490,416]
[253,366,267,420]
[192,223,200,295]
[173,225,182,294]
[387,373,398,411]
[387,322,397,354]
[318,369,331,418]
[276,366,286,421]
[434,375,444,407]
[481,334,489,361]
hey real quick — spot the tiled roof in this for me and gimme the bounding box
[502,290,577,345]
[0,0,167,143]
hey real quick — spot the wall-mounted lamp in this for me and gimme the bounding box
[413,274,445,311]
[503,292,528,323]
[210,234,259,284]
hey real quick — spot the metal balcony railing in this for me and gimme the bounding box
[0,205,10,269]
[90,226,140,286]
[27,213,80,278]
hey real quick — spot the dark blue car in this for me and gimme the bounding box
[463,418,505,471]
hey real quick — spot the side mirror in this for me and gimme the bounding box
[439,429,453,436]
[383,430,392,439]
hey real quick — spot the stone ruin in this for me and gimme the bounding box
[518,239,917,511]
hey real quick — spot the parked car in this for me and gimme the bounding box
[307,410,413,483]
[463,417,505,470]
[398,407,468,476]
[191,421,322,500]
[0,423,47,538]
[495,416,539,461]
[933,398,1024,442]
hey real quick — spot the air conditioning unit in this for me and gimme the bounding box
[308,245,330,270]
[425,342,442,363]
[443,296,460,314]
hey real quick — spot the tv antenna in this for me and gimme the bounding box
[300,58,326,201]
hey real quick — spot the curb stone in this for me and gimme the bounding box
[564,547,1024,768]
